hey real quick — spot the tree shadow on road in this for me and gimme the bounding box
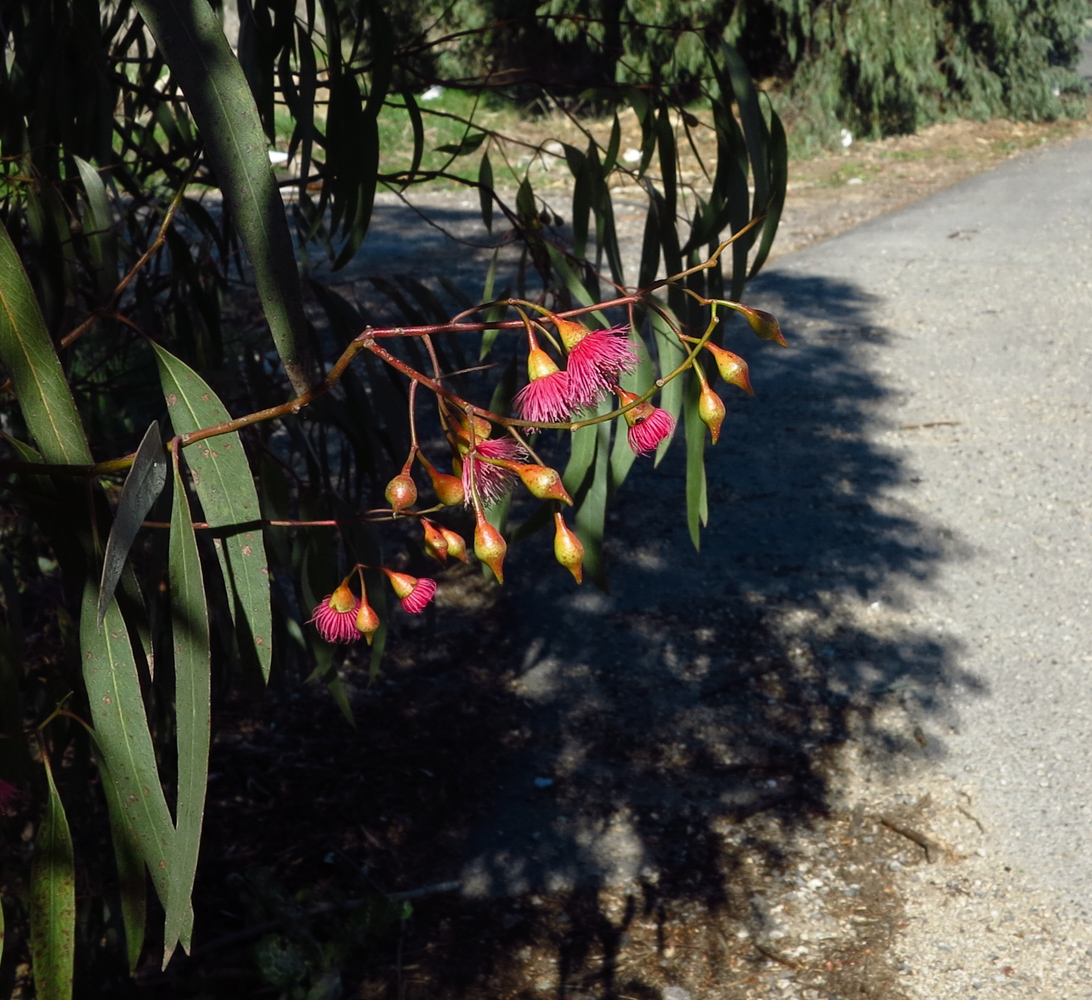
[160,271,984,999]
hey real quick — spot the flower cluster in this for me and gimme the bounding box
[309,569,437,645]
[515,321,639,425]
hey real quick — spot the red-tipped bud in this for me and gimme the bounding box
[354,594,381,645]
[440,526,468,563]
[698,383,726,445]
[420,518,449,563]
[734,304,786,347]
[473,510,507,584]
[514,463,572,505]
[455,413,494,450]
[704,344,754,396]
[553,512,584,584]
[382,569,438,613]
[419,454,466,506]
[554,317,591,351]
[385,473,417,512]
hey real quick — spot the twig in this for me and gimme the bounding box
[957,805,986,833]
[754,940,798,969]
[879,814,941,863]
[898,420,961,430]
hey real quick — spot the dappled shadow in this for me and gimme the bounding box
[141,270,983,998]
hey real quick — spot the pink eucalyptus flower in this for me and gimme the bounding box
[310,583,363,644]
[515,370,572,423]
[565,326,639,409]
[0,778,17,812]
[384,571,438,614]
[461,437,528,507]
[627,408,676,455]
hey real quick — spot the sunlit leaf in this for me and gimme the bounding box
[73,155,119,302]
[0,219,92,466]
[132,0,311,393]
[29,756,75,1000]
[153,344,272,681]
[98,421,167,627]
[683,374,709,550]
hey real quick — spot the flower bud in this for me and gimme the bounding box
[553,512,584,584]
[418,454,466,506]
[440,526,468,563]
[355,595,381,645]
[735,304,786,347]
[514,463,572,505]
[554,317,591,351]
[527,347,561,381]
[698,383,726,445]
[385,473,417,512]
[420,518,449,563]
[382,569,437,613]
[474,510,507,583]
[703,344,754,396]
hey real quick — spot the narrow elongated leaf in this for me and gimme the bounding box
[403,89,424,184]
[544,245,609,328]
[683,375,709,550]
[479,249,500,359]
[573,417,611,590]
[720,43,769,225]
[153,344,272,681]
[73,156,119,302]
[99,753,146,975]
[651,303,686,465]
[0,220,93,466]
[748,106,788,278]
[131,0,311,394]
[436,131,487,156]
[29,756,75,1000]
[98,421,167,626]
[164,454,210,963]
[81,582,175,914]
[478,152,494,233]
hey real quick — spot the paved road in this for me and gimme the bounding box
[462,133,1092,929]
[749,135,1092,914]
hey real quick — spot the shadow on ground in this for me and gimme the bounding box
[146,271,984,999]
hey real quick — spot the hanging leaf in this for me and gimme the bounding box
[152,344,272,682]
[436,131,487,156]
[478,151,494,233]
[98,753,146,975]
[81,581,175,918]
[162,453,210,964]
[97,421,167,626]
[73,155,119,302]
[403,89,424,184]
[749,105,788,278]
[29,755,75,1000]
[0,219,93,467]
[131,0,312,394]
[683,375,709,550]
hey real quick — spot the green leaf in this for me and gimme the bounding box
[573,418,611,590]
[98,421,167,627]
[81,581,175,919]
[683,374,709,550]
[748,105,788,278]
[29,756,75,1000]
[603,113,622,175]
[515,177,535,221]
[98,754,146,975]
[153,344,272,681]
[720,43,769,230]
[436,131,487,156]
[478,152,494,234]
[650,302,686,465]
[402,89,424,185]
[0,219,93,466]
[131,0,311,394]
[543,245,608,328]
[163,454,210,963]
[479,249,500,359]
[73,156,119,302]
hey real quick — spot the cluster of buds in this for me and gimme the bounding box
[309,567,437,645]
[307,296,783,647]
